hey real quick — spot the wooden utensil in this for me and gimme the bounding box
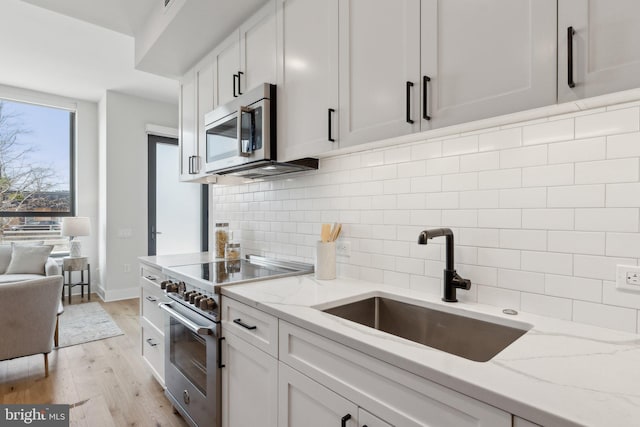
[330,223,342,242]
[321,224,331,242]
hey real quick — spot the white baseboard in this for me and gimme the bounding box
[101,286,139,302]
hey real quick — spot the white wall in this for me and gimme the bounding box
[100,90,178,301]
[0,84,99,280]
[211,96,640,334]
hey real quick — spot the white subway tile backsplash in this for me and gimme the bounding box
[606,233,640,258]
[522,164,574,187]
[498,268,545,293]
[500,145,548,168]
[477,209,521,229]
[523,119,574,146]
[478,169,522,189]
[460,152,500,172]
[575,107,640,139]
[575,208,639,232]
[545,274,602,303]
[214,95,640,333]
[572,301,637,333]
[500,229,547,251]
[477,248,520,269]
[548,137,606,164]
[574,255,637,281]
[499,188,547,208]
[548,231,605,255]
[442,173,478,191]
[442,135,478,157]
[521,251,572,275]
[426,157,459,175]
[522,209,574,230]
[478,128,522,152]
[607,132,640,159]
[575,158,639,184]
[477,285,521,309]
[521,293,572,320]
[547,185,605,208]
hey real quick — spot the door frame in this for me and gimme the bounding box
[147,135,209,255]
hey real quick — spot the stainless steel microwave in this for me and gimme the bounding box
[204,83,275,174]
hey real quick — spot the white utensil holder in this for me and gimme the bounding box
[315,241,336,280]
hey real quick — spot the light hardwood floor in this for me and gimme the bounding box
[0,295,188,427]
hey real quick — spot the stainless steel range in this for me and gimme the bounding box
[159,255,313,427]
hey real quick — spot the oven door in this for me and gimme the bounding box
[160,302,220,427]
[205,98,270,173]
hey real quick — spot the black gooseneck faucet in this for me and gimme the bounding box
[417,228,471,302]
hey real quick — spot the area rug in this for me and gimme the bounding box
[57,302,124,348]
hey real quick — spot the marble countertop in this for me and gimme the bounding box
[139,252,218,269]
[218,274,640,427]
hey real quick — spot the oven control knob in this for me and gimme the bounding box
[183,390,190,405]
[207,298,218,310]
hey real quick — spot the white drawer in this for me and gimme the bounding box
[221,297,278,357]
[140,281,168,332]
[279,321,511,427]
[141,318,164,385]
[140,264,164,283]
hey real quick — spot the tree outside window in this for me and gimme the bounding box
[0,99,75,253]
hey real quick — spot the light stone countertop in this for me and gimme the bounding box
[217,274,640,427]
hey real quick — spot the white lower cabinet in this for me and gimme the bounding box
[221,331,278,427]
[138,264,168,386]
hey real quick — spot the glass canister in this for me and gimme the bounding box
[214,222,229,258]
[225,242,241,260]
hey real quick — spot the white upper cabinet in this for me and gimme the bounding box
[421,0,557,129]
[215,1,278,108]
[179,70,197,181]
[195,55,214,177]
[558,0,640,102]
[338,0,421,148]
[276,0,339,162]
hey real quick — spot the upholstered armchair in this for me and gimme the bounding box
[0,276,63,376]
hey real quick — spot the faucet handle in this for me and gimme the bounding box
[452,272,471,290]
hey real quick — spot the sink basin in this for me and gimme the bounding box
[322,296,531,362]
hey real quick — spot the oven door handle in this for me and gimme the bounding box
[159,302,213,336]
[237,106,255,157]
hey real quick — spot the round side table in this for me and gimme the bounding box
[62,256,91,304]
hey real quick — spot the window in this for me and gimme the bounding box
[0,98,75,253]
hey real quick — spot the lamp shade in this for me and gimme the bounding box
[61,217,91,237]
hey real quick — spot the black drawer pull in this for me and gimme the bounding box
[146,338,157,347]
[328,108,336,142]
[218,337,226,368]
[145,275,157,281]
[233,318,257,330]
[237,71,244,95]
[145,295,157,302]
[568,26,576,88]
[341,414,351,427]
[422,75,431,120]
[233,73,239,97]
[406,81,414,124]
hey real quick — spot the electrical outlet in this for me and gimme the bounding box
[123,264,131,273]
[616,265,640,292]
[336,241,351,257]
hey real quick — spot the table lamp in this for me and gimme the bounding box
[62,217,91,258]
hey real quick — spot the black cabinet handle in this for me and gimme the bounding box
[568,26,576,88]
[328,108,336,142]
[145,295,157,302]
[233,74,239,97]
[406,81,414,124]
[237,71,244,95]
[341,414,351,427]
[146,338,157,347]
[423,75,431,120]
[188,156,192,174]
[233,318,257,330]
[218,337,226,368]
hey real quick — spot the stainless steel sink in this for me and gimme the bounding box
[322,296,530,362]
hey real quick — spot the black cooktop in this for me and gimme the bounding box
[170,258,298,284]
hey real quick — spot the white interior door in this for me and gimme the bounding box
[153,139,201,255]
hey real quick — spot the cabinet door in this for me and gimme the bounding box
[222,332,278,427]
[216,32,241,107]
[338,0,421,147]
[558,0,640,102]
[421,0,557,129]
[359,408,393,427]
[277,0,339,162]
[179,70,197,181]
[240,0,278,93]
[195,56,214,176]
[278,362,357,427]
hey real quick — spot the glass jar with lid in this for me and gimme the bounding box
[214,222,229,258]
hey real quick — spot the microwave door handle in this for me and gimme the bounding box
[238,106,254,157]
